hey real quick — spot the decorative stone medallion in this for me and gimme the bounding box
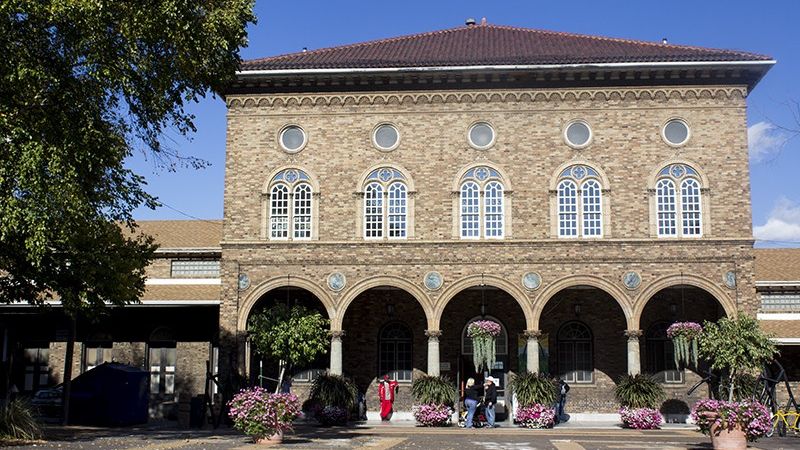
[522,272,542,291]
[724,271,737,289]
[237,273,250,291]
[284,169,299,183]
[423,271,443,291]
[622,271,641,290]
[327,272,346,292]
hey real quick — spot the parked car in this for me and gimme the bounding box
[31,384,63,419]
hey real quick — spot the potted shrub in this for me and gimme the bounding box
[228,387,300,444]
[411,375,456,426]
[307,374,357,426]
[693,314,777,449]
[508,372,558,429]
[615,374,665,429]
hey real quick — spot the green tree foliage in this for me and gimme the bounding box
[614,374,666,409]
[248,304,330,392]
[698,314,777,401]
[0,0,255,312]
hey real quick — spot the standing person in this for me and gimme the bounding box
[378,374,399,421]
[557,378,570,423]
[483,377,498,428]
[464,378,481,428]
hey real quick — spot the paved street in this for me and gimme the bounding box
[11,423,800,450]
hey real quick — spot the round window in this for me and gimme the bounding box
[468,122,496,149]
[279,125,307,153]
[663,119,690,146]
[373,124,399,151]
[564,120,592,148]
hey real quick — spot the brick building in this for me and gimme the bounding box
[2,22,799,421]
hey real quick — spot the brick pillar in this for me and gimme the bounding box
[625,330,643,375]
[524,330,542,374]
[329,331,344,375]
[425,330,442,376]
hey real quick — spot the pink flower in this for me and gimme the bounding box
[467,320,502,338]
[515,404,556,429]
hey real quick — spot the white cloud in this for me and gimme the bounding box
[754,197,800,242]
[748,121,788,163]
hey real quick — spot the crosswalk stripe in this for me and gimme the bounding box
[551,440,586,450]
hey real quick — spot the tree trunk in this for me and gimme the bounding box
[62,316,76,425]
[275,360,286,394]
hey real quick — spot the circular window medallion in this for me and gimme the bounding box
[564,120,592,149]
[670,164,686,178]
[373,124,400,151]
[724,271,737,289]
[378,168,393,182]
[662,119,690,146]
[622,271,641,290]
[468,122,496,150]
[522,272,542,291]
[571,166,587,180]
[284,169,299,183]
[475,167,490,181]
[327,272,346,292]
[424,271,443,291]
[278,125,307,153]
[238,273,251,291]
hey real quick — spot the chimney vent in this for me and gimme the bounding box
[465,18,476,26]
[302,47,308,53]
[662,38,668,44]
[481,17,487,25]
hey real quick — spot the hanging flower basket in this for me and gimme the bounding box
[467,320,502,372]
[667,321,702,368]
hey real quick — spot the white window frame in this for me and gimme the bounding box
[364,182,384,239]
[292,183,313,240]
[656,175,703,238]
[387,182,407,238]
[458,171,506,240]
[268,175,314,241]
[558,179,578,238]
[269,184,290,240]
[581,179,603,237]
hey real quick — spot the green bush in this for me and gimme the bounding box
[615,374,665,409]
[411,375,456,406]
[508,373,558,407]
[309,374,357,411]
[0,399,42,441]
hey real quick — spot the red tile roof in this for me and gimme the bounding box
[241,24,772,72]
[754,249,800,282]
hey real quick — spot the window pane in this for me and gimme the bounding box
[581,179,602,237]
[170,260,220,277]
[460,182,480,238]
[388,182,407,238]
[469,123,494,148]
[656,179,677,237]
[664,120,689,145]
[484,181,504,238]
[293,183,312,239]
[566,122,591,147]
[270,184,289,239]
[558,180,578,237]
[681,179,702,236]
[364,183,384,238]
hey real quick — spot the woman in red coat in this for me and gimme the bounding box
[378,374,399,421]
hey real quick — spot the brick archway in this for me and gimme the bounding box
[532,274,634,330]
[432,274,533,331]
[237,276,335,332]
[632,273,735,329]
[333,275,434,330]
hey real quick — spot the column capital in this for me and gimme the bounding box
[524,329,543,339]
[624,329,643,339]
[329,330,346,339]
[425,329,442,338]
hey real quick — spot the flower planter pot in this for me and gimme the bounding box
[255,430,284,445]
[710,421,746,450]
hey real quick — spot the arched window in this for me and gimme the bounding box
[645,322,683,383]
[557,165,603,238]
[461,316,508,356]
[379,322,412,382]
[459,167,505,239]
[655,164,702,237]
[363,168,408,239]
[557,321,593,383]
[267,169,314,240]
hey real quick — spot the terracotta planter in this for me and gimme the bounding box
[254,430,284,445]
[709,421,746,450]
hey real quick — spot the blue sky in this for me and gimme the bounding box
[128,0,800,246]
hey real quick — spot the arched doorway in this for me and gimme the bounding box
[441,286,527,421]
[538,286,628,412]
[639,285,726,419]
[341,286,427,418]
[245,287,330,391]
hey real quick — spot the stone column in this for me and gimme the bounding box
[329,330,345,376]
[624,329,643,375]
[524,330,542,374]
[425,330,442,376]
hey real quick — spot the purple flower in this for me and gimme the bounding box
[515,404,556,429]
[666,322,703,339]
[227,387,301,439]
[691,399,771,442]
[619,407,663,430]
[467,320,502,338]
[412,403,453,426]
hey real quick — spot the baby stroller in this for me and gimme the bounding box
[458,402,489,428]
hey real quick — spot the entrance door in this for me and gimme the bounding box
[460,317,509,420]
